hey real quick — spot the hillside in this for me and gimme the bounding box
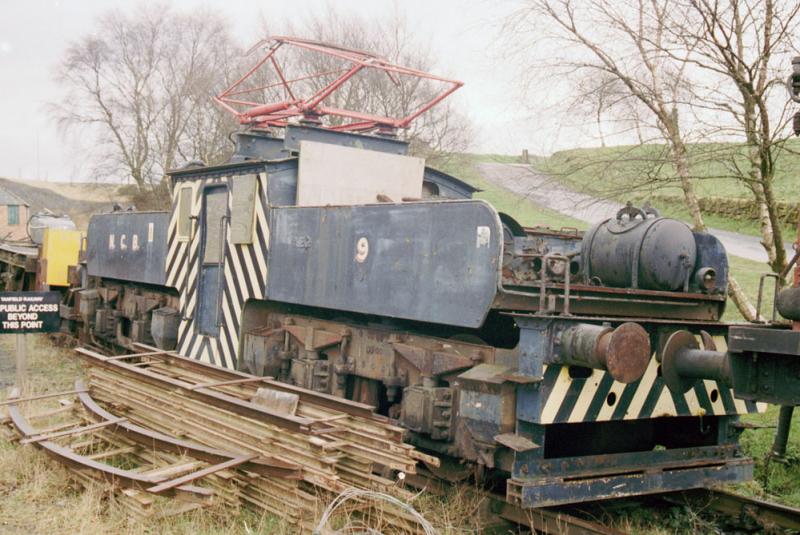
[537,141,800,238]
[0,178,131,230]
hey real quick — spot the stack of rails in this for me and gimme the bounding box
[74,346,437,532]
[3,390,218,519]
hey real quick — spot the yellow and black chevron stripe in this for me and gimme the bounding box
[539,335,766,423]
[166,172,270,369]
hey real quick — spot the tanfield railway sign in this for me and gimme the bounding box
[0,291,60,333]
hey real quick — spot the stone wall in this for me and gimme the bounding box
[650,194,799,225]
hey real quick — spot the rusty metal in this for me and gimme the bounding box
[558,322,650,383]
[216,36,463,133]
[76,380,301,479]
[238,312,495,407]
[19,417,127,445]
[495,285,726,321]
[673,488,800,532]
[74,344,438,532]
[5,387,214,501]
[661,330,732,394]
[74,346,319,434]
[147,454,258,494]
[131,342,386,422]
[87,344,433,466]
[0,387,87,406]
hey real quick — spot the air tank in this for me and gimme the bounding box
[27,212,77,245]
[581,204,698,291]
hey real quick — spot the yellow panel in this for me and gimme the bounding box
[41,228,84,287]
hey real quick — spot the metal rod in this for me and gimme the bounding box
[15,333,27,392]
[188,377,267,391]
[147,454,258,494]
[772,405,795,458]
[215,215,229,328]
[20,417,127,445]
[756,273,780,323]
[0,388,87,406]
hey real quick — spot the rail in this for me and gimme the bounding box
[669,488,800,533]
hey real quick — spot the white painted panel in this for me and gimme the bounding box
[297,140,424,206]
[230,173,257,244]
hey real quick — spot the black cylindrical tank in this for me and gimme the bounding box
[581,207,697,291]
[776,286,800,321]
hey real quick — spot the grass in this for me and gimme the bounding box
[738,405,800,507]
[436,153,588,231]
[536,141,800,239]
[2,335,798,534]
[543,140,800,199]
[0,335,496,534]
[723,255,776,323]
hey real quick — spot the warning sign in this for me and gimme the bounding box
[0,292,61,333]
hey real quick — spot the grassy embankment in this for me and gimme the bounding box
[536,144,800,321]
[539,141,800,239]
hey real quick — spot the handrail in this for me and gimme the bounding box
[215,215,230,329]
[756,273,781,323]
[181,214,199,321]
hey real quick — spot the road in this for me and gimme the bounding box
[477,162,792,264]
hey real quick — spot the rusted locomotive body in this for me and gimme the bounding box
[63,36,776,510]
[116,123,757,508]
[69,212,180,350]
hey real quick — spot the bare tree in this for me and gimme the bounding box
[666,0,800,275]
[262,6,473,161]
[507,0,704,224]
[505,0,757,318]
[570,73,621,147]
[54,5,240,200]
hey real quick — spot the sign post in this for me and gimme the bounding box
[0,291,61,391]
[16,333,27,388]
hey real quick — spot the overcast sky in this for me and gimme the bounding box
[0,0,581,183]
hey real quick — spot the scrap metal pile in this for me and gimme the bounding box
[3,345,437,532]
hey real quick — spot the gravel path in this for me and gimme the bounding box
[477,161,792,263]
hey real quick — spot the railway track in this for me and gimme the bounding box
[408,468,800,534]
[557,487,800,534]
[668,488,800,533]
[4,342,799,533]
